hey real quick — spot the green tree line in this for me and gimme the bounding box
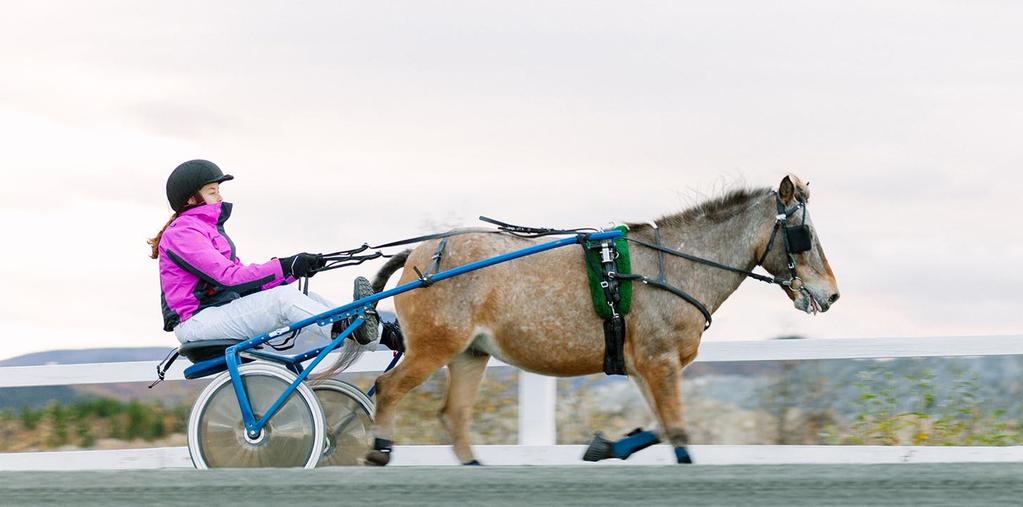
[0,398,190,451]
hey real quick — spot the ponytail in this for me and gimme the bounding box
[147,213,179,259]
[147,194,204,260]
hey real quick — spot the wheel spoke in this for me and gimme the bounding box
[313,379,375,467]
[188,365,323,469]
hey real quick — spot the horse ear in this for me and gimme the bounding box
[779,175,796,204]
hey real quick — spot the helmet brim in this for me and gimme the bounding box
[206,174,234,185]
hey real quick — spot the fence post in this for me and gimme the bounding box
[517,370,556,445]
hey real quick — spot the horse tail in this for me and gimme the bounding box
[373,249,411,293]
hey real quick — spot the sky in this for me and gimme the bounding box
[0,1,1021,361]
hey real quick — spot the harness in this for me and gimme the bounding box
[622,193,815,309]
[581,193,815,375]
[582,228,631,375]
[152,197,814,384]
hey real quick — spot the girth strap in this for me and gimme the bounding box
[583,236,629,375]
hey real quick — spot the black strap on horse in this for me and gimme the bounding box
[314,244,392,274]
[479,216,598,238]
[626,238,781,285]
[316,216,597,273]
[651,223,666,284]
[614,273,713,330]
[627,194,811,291]
[368,227,502,250]
[583,237,628,375]
[411,237,448,287]
[312,225,510,277]
[619,223,714,327]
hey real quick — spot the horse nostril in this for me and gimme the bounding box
[828,293,840,305]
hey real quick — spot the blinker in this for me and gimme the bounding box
[785,225,813,253]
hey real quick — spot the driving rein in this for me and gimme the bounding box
[622,193,816,327]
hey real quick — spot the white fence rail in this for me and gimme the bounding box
[1,335,1020,469]
[6,335,1020,389]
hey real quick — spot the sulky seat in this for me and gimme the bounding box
[179,339,264,380]
[178,339,245,363]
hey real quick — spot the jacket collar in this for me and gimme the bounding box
[179,202,233,226]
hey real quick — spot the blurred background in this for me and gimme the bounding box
[0,1,1020,452]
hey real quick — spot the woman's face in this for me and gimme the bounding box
[187,183,223,206]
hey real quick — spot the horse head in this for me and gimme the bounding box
[758,174,840,314]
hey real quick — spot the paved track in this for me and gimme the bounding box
[1,464,1020,506]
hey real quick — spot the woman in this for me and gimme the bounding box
[148,159,378,347]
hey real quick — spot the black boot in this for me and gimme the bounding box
[351,276,379,345]
[365,437,393,466]
[380,321,405,352]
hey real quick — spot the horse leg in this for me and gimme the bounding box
[584,354,692,463]
[438,351,490,465]
[366,345,461,466]
[582,374,663,462]
[635,356,693,463]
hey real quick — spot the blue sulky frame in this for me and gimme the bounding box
[195,230,623,440]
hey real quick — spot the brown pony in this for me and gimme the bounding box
[365,175,839,465]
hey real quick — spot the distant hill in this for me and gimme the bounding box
[0,311,397,367]
[0,348,173,367]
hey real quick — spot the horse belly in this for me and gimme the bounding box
[395,236,608,376]
[475,253,607,376]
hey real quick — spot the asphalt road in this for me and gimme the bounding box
[1,464,1020,506]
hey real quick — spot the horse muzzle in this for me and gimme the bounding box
[795,287,840,315]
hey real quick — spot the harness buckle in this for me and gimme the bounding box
[599,241,613,264]
[412,266,434,287]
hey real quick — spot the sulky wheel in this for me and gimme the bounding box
[187,363,325,469]
[311,378,375,466]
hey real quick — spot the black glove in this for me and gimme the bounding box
[279,253,325,278]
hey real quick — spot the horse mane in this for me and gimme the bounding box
[633,187,774,229]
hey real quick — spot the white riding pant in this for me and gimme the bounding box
[174,285,335,345]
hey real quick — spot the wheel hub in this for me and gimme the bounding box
[243,428,266,445]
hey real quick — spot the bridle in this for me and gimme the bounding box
[622,191,819,327]
[756,192,814,295]
[759,194,813,286]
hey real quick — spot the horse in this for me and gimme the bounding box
[363,175,839,465]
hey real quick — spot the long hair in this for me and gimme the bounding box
[147,195,203,259]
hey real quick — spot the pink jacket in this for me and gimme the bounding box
[157,202,293,331]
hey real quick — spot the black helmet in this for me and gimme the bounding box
[166,160,234,212]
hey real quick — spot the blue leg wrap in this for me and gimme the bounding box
[610,430,660,459]
[675,447,693,464]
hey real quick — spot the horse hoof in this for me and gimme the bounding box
[463,459,483,466]
[365,450,391,466]
[365,437,393,466]
[582,432,614,462]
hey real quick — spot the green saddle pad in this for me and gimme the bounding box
[583,226,632,320]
